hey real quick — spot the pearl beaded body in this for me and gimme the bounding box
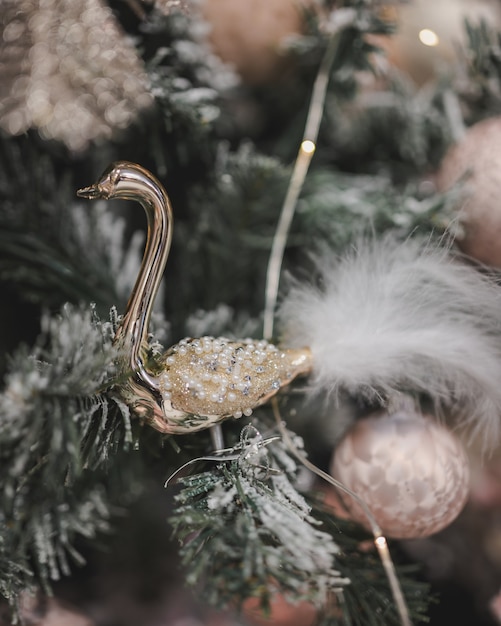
[159,337,311,425]
[77,162,312,434]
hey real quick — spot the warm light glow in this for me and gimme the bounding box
[418,28,439,47]
[375,535,387,548]
[301,139,316,155]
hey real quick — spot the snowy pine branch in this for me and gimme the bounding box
[169,425,347,612]
[0,305,129,602]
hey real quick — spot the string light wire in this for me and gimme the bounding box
[272,400,412,626]
[263,13,413,626]
[263,21,341,339]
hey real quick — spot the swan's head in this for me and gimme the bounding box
[77,161,156,201]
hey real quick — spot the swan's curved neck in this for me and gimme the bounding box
[78,162,173,376]
[116,166,172,375]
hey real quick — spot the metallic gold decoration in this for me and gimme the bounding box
[159,336,311,421]
[77,162,312,434]
[0,0,153,151]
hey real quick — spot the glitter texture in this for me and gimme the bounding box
[158,336,312,419]
[0,0,153,151]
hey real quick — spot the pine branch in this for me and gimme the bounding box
[174,145,290,321]
[0,305,129,604]
[0,528,31,614]
[137,9,237,180]
[297,169,453,252]
[169,424,347,613]
[313,513,432,626]
[456,19,501,121]
[168,420,432,624]
[318,76,452,176]
[0,136,141,312]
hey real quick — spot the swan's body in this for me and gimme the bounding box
[77,162,311,434]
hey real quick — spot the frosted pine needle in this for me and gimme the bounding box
[170,430,347,611]
[0,305,128,597]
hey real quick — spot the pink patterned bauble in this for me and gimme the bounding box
[330,408,470,539]
[435,117,501,267]
[199,0,308,84]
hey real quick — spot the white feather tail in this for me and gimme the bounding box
[279,239,501,448]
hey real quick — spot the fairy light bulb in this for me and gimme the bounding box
[418,28,439,47]
[77,162,312,434]
[301,139,316,155]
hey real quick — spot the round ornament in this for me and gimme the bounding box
[330,407,470,539]
[244,594,317,626]
[435,116,501,267]
[199,0,308,84]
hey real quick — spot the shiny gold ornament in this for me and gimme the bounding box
[77,162,312,434]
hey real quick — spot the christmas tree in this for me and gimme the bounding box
[2,1,501,624]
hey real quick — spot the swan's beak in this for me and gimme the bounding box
[76,184,102,199]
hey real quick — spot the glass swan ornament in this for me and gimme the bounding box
[77,162,312,434]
